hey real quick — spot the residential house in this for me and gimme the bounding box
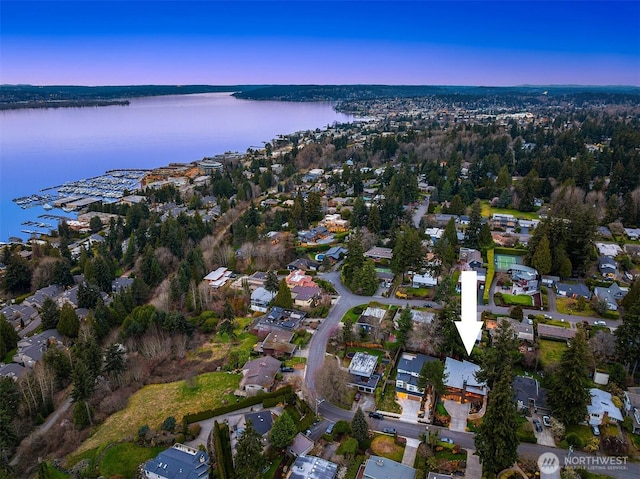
[348,352,381,393]
[428,474,453,479]
[598,256,618,280]
[434,214,458,226]
[442,357,487,406]
[491,213,517,229]
[238,356,281,395]
[14,330,64,368]
[289,455,338,479]
[512,376,549,414]
[362,456,416,479]
[22,284,64,309]
[258,330,296,358]
[555,283,590,300]
[325,246,348,261]
[356,315,380,335]
[142,443,209,479]
[203,267,233,289]
[424,228,444,243]
[541,275,560,287]
[242,410,274,437]
[287,434,315,458]
[287,258,321,272]
[459,248,483,268]
[1,304,38,329]
[321,213,350,233]
[412,272,437,288]
[396,353,437,401]
[623,387,640,434]
[250,287,276,313]
[112,277,134,294]
[509,264,539,294]
[593,284,628,311]
[364,247,393,261]
[0,362,26,380]
[537,324,577,341]
[624,227,640,241]
[587,388,623,425]
[246,271,268,290]
[410,309,435,325]
[258,307,306,331]
[285,270,318,289]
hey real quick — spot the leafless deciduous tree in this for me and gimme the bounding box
[314,358,350,407]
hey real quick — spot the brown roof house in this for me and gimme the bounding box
[239,356,282,396]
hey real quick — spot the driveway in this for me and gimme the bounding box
[397,397,421,423]
[445,399,470,432]
[531,415,555,447]
[465,449,482,479]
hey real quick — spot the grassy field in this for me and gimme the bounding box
[555,298,598,318]
[189,317,258,363]
[99,443,165,479]
[501,293,534,306]
[75,372,241,454]
[539,339,567,367]
[371,434,405,462]
[480,201,540,220]
[377,381,402,413]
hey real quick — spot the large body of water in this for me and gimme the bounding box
[0,93,354,242]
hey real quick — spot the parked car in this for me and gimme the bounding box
[594,320,607,326]
[369,412,383,419]
[354,392,361,402]
[543,314,552,319]
[542,415,551,427]
[280,366,295,372]
[533,419,543,432]
[592,425,600,436]
[440,437,454,444]
[326,422,335,434]
[383,427,396,434]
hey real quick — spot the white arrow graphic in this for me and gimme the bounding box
[454,270,482,355]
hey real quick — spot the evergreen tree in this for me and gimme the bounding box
[218,319,236,339]
[305,191,323,223]
[395,306,413,350]
[559,257,573,279]
[234,419,267,478]
[52,260,74,288]
[351,407,370,447]
[71,359,95,427]
[478,223,494,249]
[476,319,519,389]
[4,253,31,295]
[0,377,19,463]
[39,297,60,331]
[615,297,640,376]
[464,200,483,248]
[57,303,80,338]
[474,366,520,475]
[548,329,592,425]
[269,411,297,450]
[367,203,381,234]
[0,315,19,360]
[497,188,512,208]
[103,343,126,379]
[417,359,448,397]
[272,279,293,309]
[531,234,552,275]
[391,226,424,283]
[447,195,465,216]
[351,197,368,228]
[264,270,279,294]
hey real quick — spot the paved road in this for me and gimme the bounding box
[304,272,631,478]
[413,198,430,229]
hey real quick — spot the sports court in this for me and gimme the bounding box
[494,253,523,272]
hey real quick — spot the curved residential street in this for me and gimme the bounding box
[303,270,631,478]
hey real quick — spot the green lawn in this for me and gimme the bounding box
[404,287,431,298]
[501,294,533,306]
[434,447,467,461]
[543,319,571,328]
[480,201,540,220]
[343,305,370,324]
[436,402,450,417]
[99,443,165,479]
[377,381,402,413]
[555,298,598,318]
[565,424,594,444]
[371,434,405,462]
[261,456,285,479]
[539,339,567,367]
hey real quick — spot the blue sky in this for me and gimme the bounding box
[2,1,639,86]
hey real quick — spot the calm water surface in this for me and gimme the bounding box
[0,93,354,241]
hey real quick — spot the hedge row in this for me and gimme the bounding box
[212,421,234,479]
[483,248,495,305]
[494,246,528,255]
[262,395,286,408]
[182,385,293,427]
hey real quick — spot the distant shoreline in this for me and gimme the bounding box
[0,99,130,110]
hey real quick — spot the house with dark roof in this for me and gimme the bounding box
[287,434,315,458]
[396,353,437,401]
[364,247,393,261]
[242,410,274,436]
[598,256,618,280]
[291,285,321,308]
[555,282,590,300]
[14,330,63,368]
[537,324,577,341]
[593,284,628,311]
[258,330,297,358]
[142,443,209,479]
[23,284,64,309]
[0,362,26,380]
[112,277,134,294]
[512,375,549,413]
[239,356,281,395]
[287,258,321,272]
[325,246,348,261]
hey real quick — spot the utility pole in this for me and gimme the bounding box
[315,398,325,417]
